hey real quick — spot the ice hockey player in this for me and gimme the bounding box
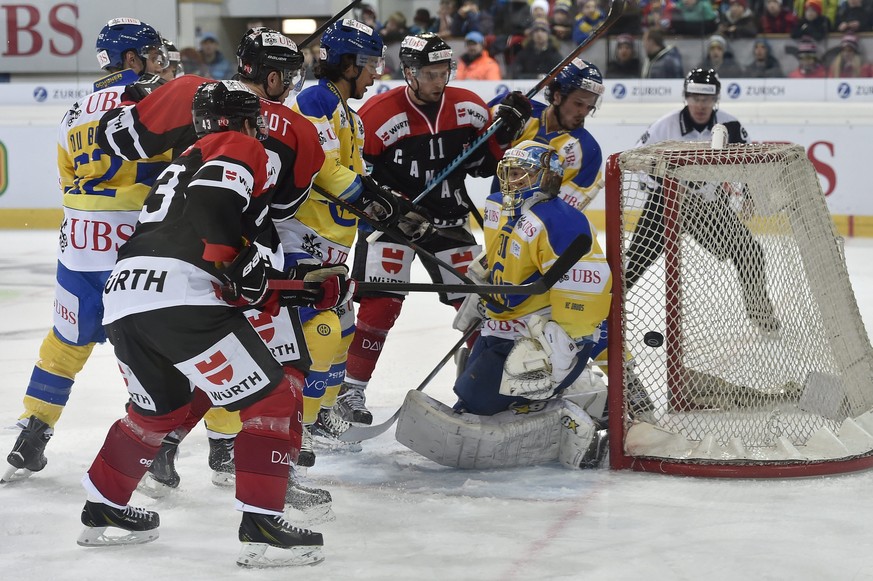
[489,58,606,212]
[78,80,349,567]
[284,19,418,449]
[395,141,612,470]
[340,32,532,427]
[3,17,174,484]
[627,67,780,332]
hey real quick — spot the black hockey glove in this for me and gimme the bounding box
[283,264,357,310]
[123,73,167,103]
[220,245,274,308]
[493,91,532,147]
[356,175,401,227]
[394,198,437,243]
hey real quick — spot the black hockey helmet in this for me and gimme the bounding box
[684,68,721,98]
[399,33,454,72]
[237,27,304,93]
[192,80,266,140]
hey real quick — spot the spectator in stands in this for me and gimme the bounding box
[573,0,607,43]
[456,31,502,80]
[791,0,831,41]
[788,38,827,77]
[410,8,438,34]
[607,33,643,78]
[642,28,684,77]
[835,0,873,33]
[380,11,409,44]
[642,0,677,32]
[446,0,489,37]
[198,32,231,80]
[551,2,575,40]
[793,0,837,27]
[530,0,550,22]
[358,3,384,33]
[742,37,785,77]
[180,46,209,78]
[698,34,744,77]
[492,0,535,36]
[510,20,564,79]
[828,33,873,77]
[717,0,758,38]
[671,0,719,36]
[760,0,798,34]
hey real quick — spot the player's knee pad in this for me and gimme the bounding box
[557,400,605,470]
[303,310,342,371]
[356,296,404,332]
[37,330,94,380]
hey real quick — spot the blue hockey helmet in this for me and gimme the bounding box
[319,19,385,75]
[547,58,605,110]
[192,80,267,141]
[95,17,167,72]
[497,140,564,214]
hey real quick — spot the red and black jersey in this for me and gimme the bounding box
[358,85,503,222]
[119,131,271,274]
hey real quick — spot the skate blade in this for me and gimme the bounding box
[1,464,33,484]
[77,526,159,547]
[135,474,176,499]
[236,543,324,568]
[211,470,235,487]
[283,503,335,526]
[310,435,362,453]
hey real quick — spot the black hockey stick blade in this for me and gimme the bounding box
[339,319,482,442]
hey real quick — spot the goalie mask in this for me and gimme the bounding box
[497,141,563,216]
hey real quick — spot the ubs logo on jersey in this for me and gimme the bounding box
[515,215,537,239]
[726,83,741,99]
[611,84,627,99]
[561,142,577,167]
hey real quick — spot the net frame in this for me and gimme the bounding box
[604,141,873,477]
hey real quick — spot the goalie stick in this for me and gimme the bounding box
[337,319,483,443]
[366,0,627,244]
[268,232,590,297]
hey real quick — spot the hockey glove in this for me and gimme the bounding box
[220,245,275,309]
[286,264,357,310]
[493,91,532,147]
[356,176,401,227]
[123,73,167,103]
[395,202,437,243]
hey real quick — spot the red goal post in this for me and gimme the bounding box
[604,140,873,477]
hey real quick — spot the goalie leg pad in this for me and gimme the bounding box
[395,390,565,469]
[557,400,606,470]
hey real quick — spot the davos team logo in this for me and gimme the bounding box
[33,87,48,102]
[837,82,851,99]
[726,83,741,99]
[612,83,627,99]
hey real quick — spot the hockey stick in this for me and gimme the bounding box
[367,0,627,244]
[298,0,363,48]
[338,319,483,442]
[269,232,590,297]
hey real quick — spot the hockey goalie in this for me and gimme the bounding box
[394,141,613,469]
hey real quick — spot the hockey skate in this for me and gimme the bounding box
[297,424,315,469]
[284,468,334,525]
[236,512,324,568]
[627,377,656,423]
[136,434,181,499]
[335,383,373,425]
[2,415,52,483]
[454,346,470,378]
[208,436,235,487]
[310,408,362,453]
[77,501,160,546]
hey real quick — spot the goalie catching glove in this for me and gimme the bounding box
[499,315,581,400]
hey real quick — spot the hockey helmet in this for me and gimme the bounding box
[237,27,305,93]
[95,17,167,72]
[684,68,721,100]
[192,80,267,141]
[319,19,385,75]
[162,38,182,78]
[497,140,564,215]
[399,33,456,81]
[547,58,605,110]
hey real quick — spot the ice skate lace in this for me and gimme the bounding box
[275,515,311,534]
[124,506,152,519]
[320,409,350,433]
[340,387,367,410]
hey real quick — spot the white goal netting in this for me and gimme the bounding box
[606,141,873,476]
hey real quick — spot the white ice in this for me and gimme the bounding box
[2,230,873,581]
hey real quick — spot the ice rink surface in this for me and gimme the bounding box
[2,230,873,581]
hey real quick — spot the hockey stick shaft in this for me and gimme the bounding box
[298,0,363,48]
[338,319,482,442]
[269,232,590,296]
[367,0,626,245]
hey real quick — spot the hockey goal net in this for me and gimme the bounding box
[604,140,873,477]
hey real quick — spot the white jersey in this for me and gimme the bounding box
[636,107,748,147]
